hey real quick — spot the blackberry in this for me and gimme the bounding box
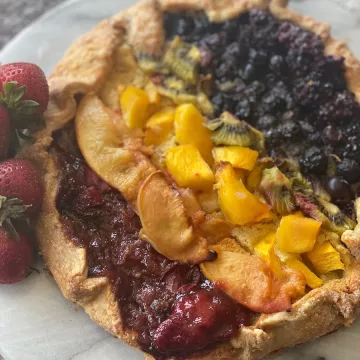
[285,49,313,77]
[221,42,243,67]
[337,158,360,183]
[221,18,243,42]
[343,138,360,162]
[243,81,266,103]
[199,33,225,53]
[277,22,324,56]
[256,114,277,130]
[317,55,346,90]
[241,63,256,82]
[259,81,290,113]
[235,98,251,119]
[212,93,237,115]
[264,128,282,148]
[277,121,301,140]
[281,110,298,122]
[317,91,360,125]
[269,55,285,75]
[215,62,234,81]
[299,146,328,175]
[199,46,213,68]
[321,125,343,145]
[249,8,272,26]
[237,24,254,49]
[248,48,268,67]
[293,73,332,109]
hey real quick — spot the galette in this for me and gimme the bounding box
[23,0,360,359]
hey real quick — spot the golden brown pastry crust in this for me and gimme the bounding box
[22,1,360,359]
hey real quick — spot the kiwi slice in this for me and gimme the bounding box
[156,75,214,115]
[278,158,354,233]
[137,53,167,74]
[259,167,295,215]
[164,36,201,85]
[294,191,355,234]
[157,75,198,103]
[207,112,265,152]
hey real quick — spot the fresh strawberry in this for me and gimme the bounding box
[0,62,49,115]
[0,159,43,212]
[0,107,10,160]
[0,227,33,284]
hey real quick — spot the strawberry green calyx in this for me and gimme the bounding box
[0,195,31,241]
[0,81,39,115]
[0,81,46,155]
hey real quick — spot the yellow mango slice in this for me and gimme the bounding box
[120,87,150,129]
[215,162,270,225]
[201,238,305,313]
[144,81,161,105]
[137,171,209,263]
[213,146,258,171]
[174,104,213,163]
[166,144,214,190]
[144,108,175,146]
[307,242,345,274]
[254,233,283,279]
[277,215,321,253]
[286,259,323,288]
[247,162,265,192]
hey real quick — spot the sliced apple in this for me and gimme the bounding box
[137,171,210,263]
[200,238,305,313]
[75,94,155,203]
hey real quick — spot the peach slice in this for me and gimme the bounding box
[200,238,305,313]
[137,171,209,263]
[215,162,270,225]
[75,94,155,203]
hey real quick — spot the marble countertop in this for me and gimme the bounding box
[0,0,63,50]
[1,1,360,360]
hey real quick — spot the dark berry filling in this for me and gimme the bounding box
[164,9,360,214]
[53,126,250,359]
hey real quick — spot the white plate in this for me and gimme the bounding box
[1,1,360,359]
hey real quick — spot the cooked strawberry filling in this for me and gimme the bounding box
[53,126,251,359]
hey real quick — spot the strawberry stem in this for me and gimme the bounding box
[0,196,31,243]
[0,196,31,226]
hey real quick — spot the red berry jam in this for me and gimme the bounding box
[53,127,251,359]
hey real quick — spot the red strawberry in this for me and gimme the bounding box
[0,63,49,115]
[0,159,43,212]
[0,227,33,284]
[0,107,10,160]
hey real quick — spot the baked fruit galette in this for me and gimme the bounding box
[22,0,360,359]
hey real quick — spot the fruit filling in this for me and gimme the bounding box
[164,9,360,216]
[53,126,251,359]
[52,7,359,359]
